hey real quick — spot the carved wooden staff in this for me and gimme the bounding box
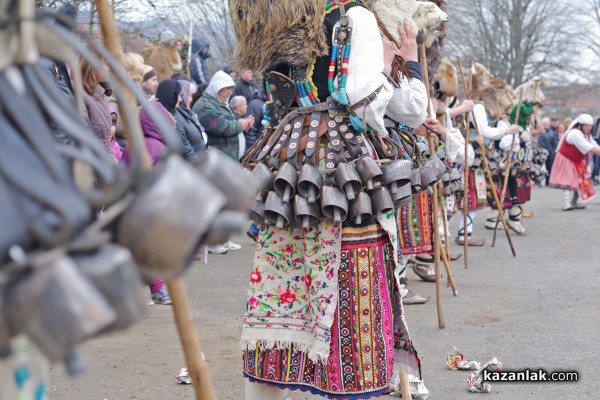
[455,58,516,257]
[95,2,217,399]
[455,58,471,269]
[420,43,445,328]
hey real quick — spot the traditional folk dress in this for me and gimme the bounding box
[549,126,596,205]
[239,1,427,398]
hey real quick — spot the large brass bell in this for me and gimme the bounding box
[381,159,412,196]
[75,244,146,332]
[355,157,383,190]
[293,195,320,228]
[251,162,274,202]
[264,191,293,228]
[335,162,362,200]
[349,191,372,224]
[117,155,227,280]
[297,164,323,204]
[321,185,348,223]
[5,256,116,368]
[273,162,298,203]
[369,186,394,220]
[195,150,257,211]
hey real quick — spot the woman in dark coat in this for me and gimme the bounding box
[156,79,203,160]
[176,80,206,155]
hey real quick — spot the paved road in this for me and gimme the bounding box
[49,187,600,399]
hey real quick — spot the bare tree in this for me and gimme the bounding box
[445,0,585,86]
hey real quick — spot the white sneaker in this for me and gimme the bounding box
[223,241,242,251]
[207,245,229,254]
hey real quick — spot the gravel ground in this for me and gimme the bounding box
[49,186,600,399]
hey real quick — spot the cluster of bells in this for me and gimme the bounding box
[248,143,454,229]
[485,147,549,181]
[1,151,256,375]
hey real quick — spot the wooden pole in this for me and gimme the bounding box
[94,2,217,399]
[456,58,471,269]
[491,90,523,247]
[438,184,458,296]
[400,371,412,400]
[421,44,445,329]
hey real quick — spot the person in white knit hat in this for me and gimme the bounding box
[549,114,600,210]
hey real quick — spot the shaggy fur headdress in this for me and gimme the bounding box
[229,0,329,73]
[470,63,515,120]
[514,77,547,106]
[435,58,457,97]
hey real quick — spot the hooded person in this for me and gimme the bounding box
[176,79,206,156]
[549,114,600,209]
[190,39,210,86]
[155,79,198,161]
[194,71,253,160]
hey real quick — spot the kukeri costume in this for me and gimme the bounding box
[229,0,430,397]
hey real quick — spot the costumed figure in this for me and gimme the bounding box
[549,114,600,210]
[409,57,469,281]
[229,0,445,397]
[484,77,546,234]
[141,30,183,82]
[453,63,520,245]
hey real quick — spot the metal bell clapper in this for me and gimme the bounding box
[118,155,227,280]
[5,256,116,371]
[273,162,298,203]
[321,185,348,223]
[411,167,422,193]
[75,244,146,331]
[335,163,362,200]
[355,157,383,190]
[251,162,274,202]
[369,186,394,220]
[293,195,320,228]
[264,191,293,228]
[195,149,257,211]
[349,191,372,224]
[297,164,324,204]
[381,159,412,196]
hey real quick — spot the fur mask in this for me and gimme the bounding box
[514,77,547,106]
[470,64,515,120]
[435,58,457,98]
[367,0,448,48]
[229,0,329,73]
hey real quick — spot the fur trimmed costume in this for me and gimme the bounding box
[232,0,429,398]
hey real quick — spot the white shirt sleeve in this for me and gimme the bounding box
[471,103,508,140]
[344,7,427,134]
[497,119,520,152]
[566,129,595,154]
[444,109,474,166]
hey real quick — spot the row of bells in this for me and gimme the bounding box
[1,151,257,374]
[249,152,449,228]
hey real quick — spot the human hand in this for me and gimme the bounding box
[397,20,418,62]
[425,117,446,141]
[474,133,484,146]
[507,124,521,135]
[238,118,253,131]
[459,99,474,113]
[382,36,399,75]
